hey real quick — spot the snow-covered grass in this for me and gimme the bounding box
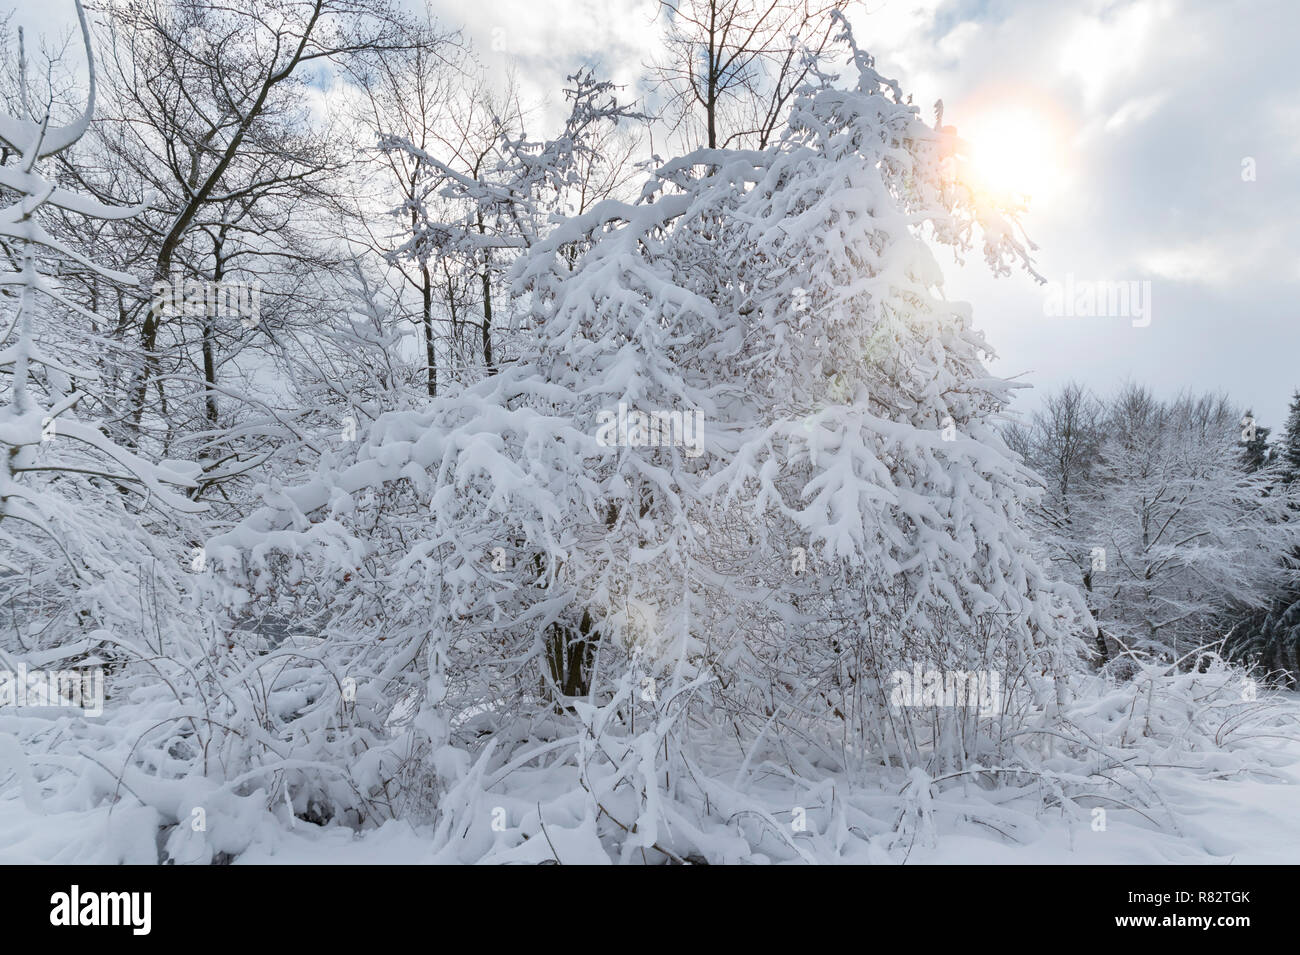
[229,726,1300,865]
[3,654,1298,864]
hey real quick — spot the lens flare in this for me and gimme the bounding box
[959,100,1069,204]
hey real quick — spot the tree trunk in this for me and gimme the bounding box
[422,263,436,397]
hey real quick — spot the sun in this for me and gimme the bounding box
[959,101,1069,204]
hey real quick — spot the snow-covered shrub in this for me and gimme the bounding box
[198,15,1099,860]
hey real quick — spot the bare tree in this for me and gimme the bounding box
[376,67,643,380]
[349,38,482,394]
[81,0,426,443]
[649,0,843,150]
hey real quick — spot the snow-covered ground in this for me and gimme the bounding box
[239,722,1300,864]
[6,688,1296,865]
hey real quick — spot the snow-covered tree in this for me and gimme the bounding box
[1278,390,1300,484]
[1012,384,1107,656]
[1222,390,1300,681]
[205,15,1095,859]
[673,20,1089,769]
[377,69,644,378]
[1239,406,1272,472]
[0,0,203,655]
[1070,389,1296,661]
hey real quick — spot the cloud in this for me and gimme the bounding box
[1103,93,1167,133]
[835,0,1300,428]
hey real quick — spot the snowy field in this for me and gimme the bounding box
[3,674,1296,864]
[232,719,1300,865]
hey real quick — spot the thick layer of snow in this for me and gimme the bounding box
[5,692,1297,865]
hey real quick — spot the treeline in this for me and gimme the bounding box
[1008,384,1300,682]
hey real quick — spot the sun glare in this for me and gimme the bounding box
[960,102,1069,204]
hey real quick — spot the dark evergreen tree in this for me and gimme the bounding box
[1279,391,1300,484]
[1223,391,1300,684]
[1239,408,1272,472]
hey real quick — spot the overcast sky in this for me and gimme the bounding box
[12,0,1300,429]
